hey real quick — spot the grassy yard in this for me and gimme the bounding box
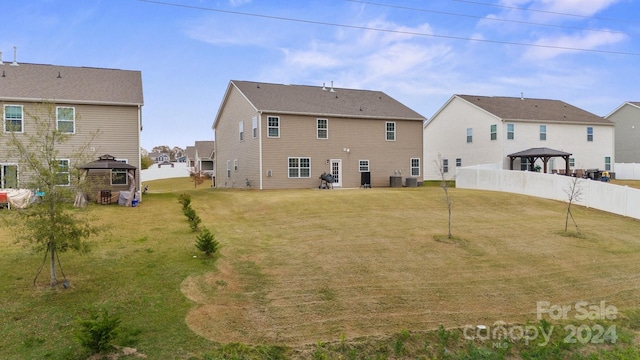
[1,178,639,359]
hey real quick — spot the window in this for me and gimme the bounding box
[540,125,546,141]
[267,116,280,138]
[605,157,611,171]
[569,158,575,167]
[252,117,258,138]
[4,105,23,133]
[507,123,514,140]
[466,128,473,143]
[234,159,238,171]
[226,160,231,178]
[521,158,531,171]
[239,121,244,141]
[288,157,311,178]
[490,124,497,140]
[442,159,449,173]
[55,159,70,186]
[359,160,369,172]
[587,127,593,142]
[1,164,18,189]
[411,158,420,176]
[111,159,129,185]
[456,158,462,167]
[317,119,328,139]
[386,121,396,141]
[57,106,75,133]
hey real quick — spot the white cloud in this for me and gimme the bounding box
[229,0,251,7]
[523,30,627,59]
[536,0,621,17]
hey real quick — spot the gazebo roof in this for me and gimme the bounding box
[78,154,137,170]
[508,147,572,158]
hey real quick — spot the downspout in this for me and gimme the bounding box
[137,105,142,192]
[258,112,263,190]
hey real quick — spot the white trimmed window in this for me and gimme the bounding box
[490,124,497,140]
[234,159,238,171]
[359,160,369,172]
[55,159,70,186]
[239,121,244,141]
[411,158,420,176]
[507,123,514,140]
[111,159,129,185]
[605,157,611,171]
[317,118,328,139]
[442,159,449,173]
[4,105,23,133]
[587,127,593,142]
[57,106,75,133]
[569,158,575,167]
[386,121,396,141]
[466,128,472,143]
[456,158,462,167]
[1,164,18,189]
[267,116,280,138]
[252,117,258,138]
[539,125,546,141]
[288,157,310,178]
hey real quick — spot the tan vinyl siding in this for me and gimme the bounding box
[0,101,140,192]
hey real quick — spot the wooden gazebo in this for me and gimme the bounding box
[507,147,572,174]
[77,154,138,205]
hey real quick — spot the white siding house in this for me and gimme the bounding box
[423,95,615,180]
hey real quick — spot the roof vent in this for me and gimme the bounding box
[322,82,327,91]
[1,71,5,77]
[330,81,335,93]
[0,51,3,65]
[11,46,18,66]
[520,92,524,100]
[57,71,62,78]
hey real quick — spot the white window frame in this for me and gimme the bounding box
[359,160,370,172]
[490,124,497,141]
[4,104,24,133]
[442,159,449,173]
[226,160,231,178]
[410,158,420,177]
[587,127,593,142]
[466,128,472,143]
[110,159,129,186]
[317,118,328,139]
[252,117,258,138]
[569,158,575,167]
[507,123,514,140]
[57,106,76,134]
[539,124,546,141]
[267,116,280,138]
[56,159,71,186]
[239,121,244,141]
[288,157,311,178]
[605,156,611,171]
[234,159,238,171]
[1,163,19,189]
[385,121,396,141]
[456,158,462,167]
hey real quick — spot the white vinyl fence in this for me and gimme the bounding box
[614,163,640,180]
[456,167,640,220]
[141,162,190,182]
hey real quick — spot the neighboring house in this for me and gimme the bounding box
[423,94,614,180]
[148,152,169,163]
[194,140,215,176]
[185,145,196,169]
[605,101,640,163]
[212,80,425,189]
[0,60,143,194]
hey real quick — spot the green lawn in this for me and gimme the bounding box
[1,178,639,359]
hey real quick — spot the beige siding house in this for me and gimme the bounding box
[605,102,640,163]
[424,95,615,180]
[213,80,425,189]
[0,61,143,195]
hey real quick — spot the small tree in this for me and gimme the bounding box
[75,308,121,354]
[140,155,153,170]
[435,154,453,239]
[6,102,99,287]
[195,227,219,256]
[183,206,202,232]
[564,176,582,233]
[189,169,206,189]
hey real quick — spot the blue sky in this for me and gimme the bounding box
[3,0,639,150]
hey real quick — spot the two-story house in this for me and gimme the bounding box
[605,101,640,163]
[0,60,143,193]
[213,80,425,189]
[423,94,614,180]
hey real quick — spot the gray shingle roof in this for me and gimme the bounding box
[195,141,214,159]
[232,80,424,121]
[0,62,143,105]
[458,95,612,125]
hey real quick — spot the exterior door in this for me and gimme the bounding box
[330,159,342,187]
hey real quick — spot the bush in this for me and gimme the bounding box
[183,206,201,232]
[196,227,219,256]
[178,193,191,211]
[75,308,121,354]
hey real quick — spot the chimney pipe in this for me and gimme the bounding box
[520,92,524,100]
[0,51,3,65]
[330,80,335,92]
[11,46,18,66]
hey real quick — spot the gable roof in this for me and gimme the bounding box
[0,62,143,106]
[221,80,425,122]
[507,147,572,158]
[604,101,640,118]
[185,146,196,159]
[457,95,612,125]
[195,141,215,159]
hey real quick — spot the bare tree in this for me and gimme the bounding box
[434,154,453,239]
[6,102,99,287]
[564,176,583,233]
